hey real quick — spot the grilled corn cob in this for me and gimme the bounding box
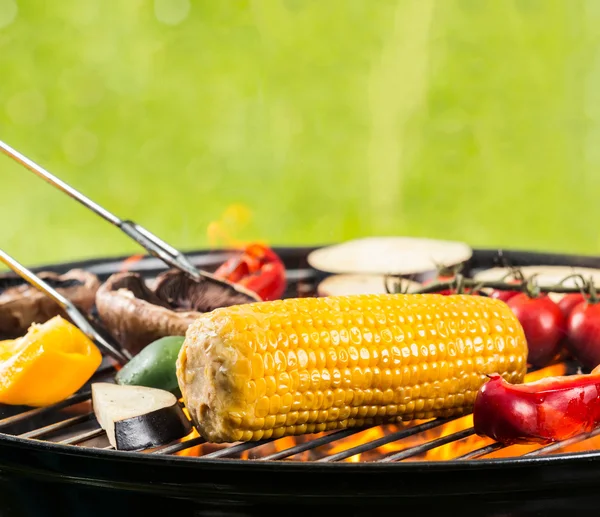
[176,293,528,443]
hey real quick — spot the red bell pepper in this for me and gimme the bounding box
[473,366,600,445]
[214,244,286,301]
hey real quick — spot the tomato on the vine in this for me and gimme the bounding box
[506,293,565,368]
[488,278,521,302]
[423,276,486,296]
[489,289,521,302]
[557,293,586,320]
[566,300,600,370]
[423,275,455,295]
[439,287,485,296]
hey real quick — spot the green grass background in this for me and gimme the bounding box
[1,0,599,267]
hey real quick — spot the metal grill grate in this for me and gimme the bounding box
[2,364,599,464]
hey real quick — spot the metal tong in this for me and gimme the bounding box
[0,249,130,364]
[0,139,259,302]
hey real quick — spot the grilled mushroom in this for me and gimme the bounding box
[95,270,256,355]
[0,269,100,338]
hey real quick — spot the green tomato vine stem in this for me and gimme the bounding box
[386,274,600,297]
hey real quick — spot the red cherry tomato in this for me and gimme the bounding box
[506,293,565,368]
[423,276,485,296]
[489,289,521,302]
[566,301,600,370]
[423,276,455,295]
[488,278,522,302]
[557,293,586,320]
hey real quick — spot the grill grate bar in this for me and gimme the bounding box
[259,428,366,461]
[19,412,93,439]
[317,418,456,463]
[152,436,206,455]
[378,428,476,463]
[200,439,274,459]
[456,441,505,460]
[0,391,91,431]
[59,427,104,446]
[522,427,600,457]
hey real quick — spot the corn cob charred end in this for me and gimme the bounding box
[176,293,527,443]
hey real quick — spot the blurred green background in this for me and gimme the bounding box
[1,0,599,267]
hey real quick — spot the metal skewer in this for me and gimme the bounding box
[0,139,260,302]
[0,249,130,364]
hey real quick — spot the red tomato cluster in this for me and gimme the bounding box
[489,289,600,370]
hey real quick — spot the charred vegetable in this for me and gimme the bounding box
[214,243,286,301]
[95,269,255,355]
[473,368,600,445]
[0,269,100,338]
[115,336,184,396]
[0,316,102,406]
[91,383,192,450]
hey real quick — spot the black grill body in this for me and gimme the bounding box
[2,246,600,517]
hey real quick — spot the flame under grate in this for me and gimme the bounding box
[2,360,600,464]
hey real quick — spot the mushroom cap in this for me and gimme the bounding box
[95,270,256,356]
[0,269,100,339]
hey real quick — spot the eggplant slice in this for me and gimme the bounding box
[0,269,100,338]
[307,237,473,275]
[91,383,192,451]
[95,270,256,355]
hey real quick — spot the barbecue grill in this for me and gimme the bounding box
[2,245,600,517]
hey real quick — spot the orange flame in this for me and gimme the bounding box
[523,362,568,383]
[207,203,263,249]
[176,428,203,457]
[173,362,577,462]
[415,362,569,462]
[119,254,145,272]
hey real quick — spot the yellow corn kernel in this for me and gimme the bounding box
[176,293,528,443]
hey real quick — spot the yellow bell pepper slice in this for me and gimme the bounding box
[0,315,102,406]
